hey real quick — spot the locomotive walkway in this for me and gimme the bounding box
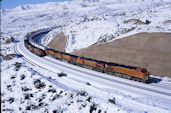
[14,37,171,102]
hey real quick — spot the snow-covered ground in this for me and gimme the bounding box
[1,0,171,112]
[2,0,171,52]
[1,32,171,113]
[64,4,171,52]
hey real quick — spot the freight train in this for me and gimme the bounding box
[24,29,150,83]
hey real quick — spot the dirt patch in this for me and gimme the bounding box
[73,32,171,77]
[3,54,16,60]
[5,37,14,44]
[47,32,67,52]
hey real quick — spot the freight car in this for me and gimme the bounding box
[24,31,150,83]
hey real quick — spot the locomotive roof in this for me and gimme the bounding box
[81,57,106,64]
[46,48,79,58]
[48,48,60,53]
[107,62,137,70]
[60,52,79,58]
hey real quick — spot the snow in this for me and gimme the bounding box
[65,20,118,52]
[1,0,171,113]
[45,1,171,52]
[42,28,63,45]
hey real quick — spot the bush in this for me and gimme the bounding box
[89,103,97,113]
[108,98,115,104]
[14,62,22,71]
[77,91,87,97]
[58,72,67,77]
[33,79,46,89]
[145,19,151,24]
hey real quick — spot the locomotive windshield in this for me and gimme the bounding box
[141,68,147,73]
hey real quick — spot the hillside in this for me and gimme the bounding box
[47,32,66,52]
[73,32,171,77]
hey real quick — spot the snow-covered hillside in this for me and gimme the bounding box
[1,0,171,112]
[64,4,171,52]
[2,0,171,51]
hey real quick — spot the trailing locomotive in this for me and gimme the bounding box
[24,30,150,83]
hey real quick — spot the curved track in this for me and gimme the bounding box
[15,34,171,101]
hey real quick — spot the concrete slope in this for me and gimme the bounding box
[73,32,171,77]
[47,32,66,52]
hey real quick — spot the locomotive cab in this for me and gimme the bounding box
[141,68,147,73]
[141,68,150,83]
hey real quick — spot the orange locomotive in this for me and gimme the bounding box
[60,52,78,64]
[76,57,105,72]
[75,57,150,83]
[105,63,150,83]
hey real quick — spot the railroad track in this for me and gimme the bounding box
[14,40,171,101]
[14,43,54,72]
[13,43,80,91]
[43,56,171,97]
